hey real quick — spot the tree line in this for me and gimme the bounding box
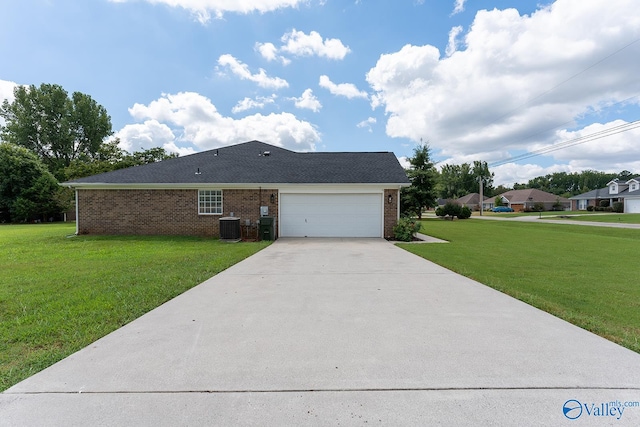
[401,144,636,217]
[0,83,176,223]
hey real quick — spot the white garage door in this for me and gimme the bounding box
[626,199,640,213]
[280,193,383,237]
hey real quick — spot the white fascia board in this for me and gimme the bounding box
[277,183,404,193]
[62,182,409,191]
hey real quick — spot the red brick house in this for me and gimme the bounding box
[482,189,570,212]
[61,141,410,239]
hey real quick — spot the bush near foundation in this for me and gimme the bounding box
[393,217,421,241]
[612,202,624,213]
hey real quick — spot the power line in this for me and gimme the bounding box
[489,120,640,167]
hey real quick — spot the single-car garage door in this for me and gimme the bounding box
[626,199,640,213]
[280,193,383,237]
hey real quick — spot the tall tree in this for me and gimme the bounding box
[0,143,64,222]
[472,160,494,195]
[63,139,179,181]
[438,160,494,199]
[0,84,112,180]
[438,164,463,199]
[401,143,437,218]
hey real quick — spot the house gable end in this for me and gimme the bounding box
[627,178,640,193]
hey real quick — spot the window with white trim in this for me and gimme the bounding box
[578,199,588,210]
[198,190,222,215]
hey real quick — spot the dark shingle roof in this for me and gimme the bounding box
[63,141,409,185]
[569,187,610,200]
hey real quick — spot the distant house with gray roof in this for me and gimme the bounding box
[569,178,640,213]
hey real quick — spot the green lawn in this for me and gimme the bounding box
[0,223,269,391]
[476,211,600,218]
[399,219,640,353]
[543,213,640,224]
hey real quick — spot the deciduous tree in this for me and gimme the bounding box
[0,84,112,180]
[0,143,64,222]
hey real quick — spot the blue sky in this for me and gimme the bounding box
[1,0,639,185]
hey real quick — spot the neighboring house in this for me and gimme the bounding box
[436,198,454,207]
[455,193,487,211]
[569,178,640,213]
[61,140,410,239]
[482,189,570,212]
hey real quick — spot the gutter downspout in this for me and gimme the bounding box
[75,189,79,235]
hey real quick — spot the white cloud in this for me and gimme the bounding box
[290,89,322,112]
[0,79,18,104]
[445,25,463,57]
[492,163,571,187]
[256,29,350,65]
[124,91,319,152]
[367,0,640,172]
[255,42,290,65]
[231,95,277,113]
[540,120,640,169]
[217,54,289,89]
[114,119,177,153]
[319,75,368,100]
[356,117,376,132]
[280,29,350,60]
[451,0,466,16]
[108,0,309,23]
[397,156,410,169]
[256,42,278,61]
[0,79,19,127]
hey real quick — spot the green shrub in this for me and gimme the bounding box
[437,202,462,220]
[599,200,610,208]
[393,217,421,241]
[458,206,472,219]
[586,205,594,212]
[435,206,444,217]
[612,202,624,213]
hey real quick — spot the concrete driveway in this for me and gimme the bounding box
[2,238,640,425]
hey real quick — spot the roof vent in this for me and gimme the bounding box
[214,149,218,156]
[195,168,201,175]
[263,151,271,157]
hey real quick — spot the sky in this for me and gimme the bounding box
[1,0,639,186]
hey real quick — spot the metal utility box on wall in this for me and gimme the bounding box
[219,217,241,241]
[260,206,269,217]
[259,217,275,241]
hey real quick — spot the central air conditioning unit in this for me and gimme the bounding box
[219,217,241,241]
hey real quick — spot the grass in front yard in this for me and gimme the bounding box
[477,211,600,218]
[543,213,640,224]
[0,223,270,391]
[399,219,640,353]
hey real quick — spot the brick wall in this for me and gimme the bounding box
[77,188,395,238]
[77,188,278,237]
[384,189,399,239]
